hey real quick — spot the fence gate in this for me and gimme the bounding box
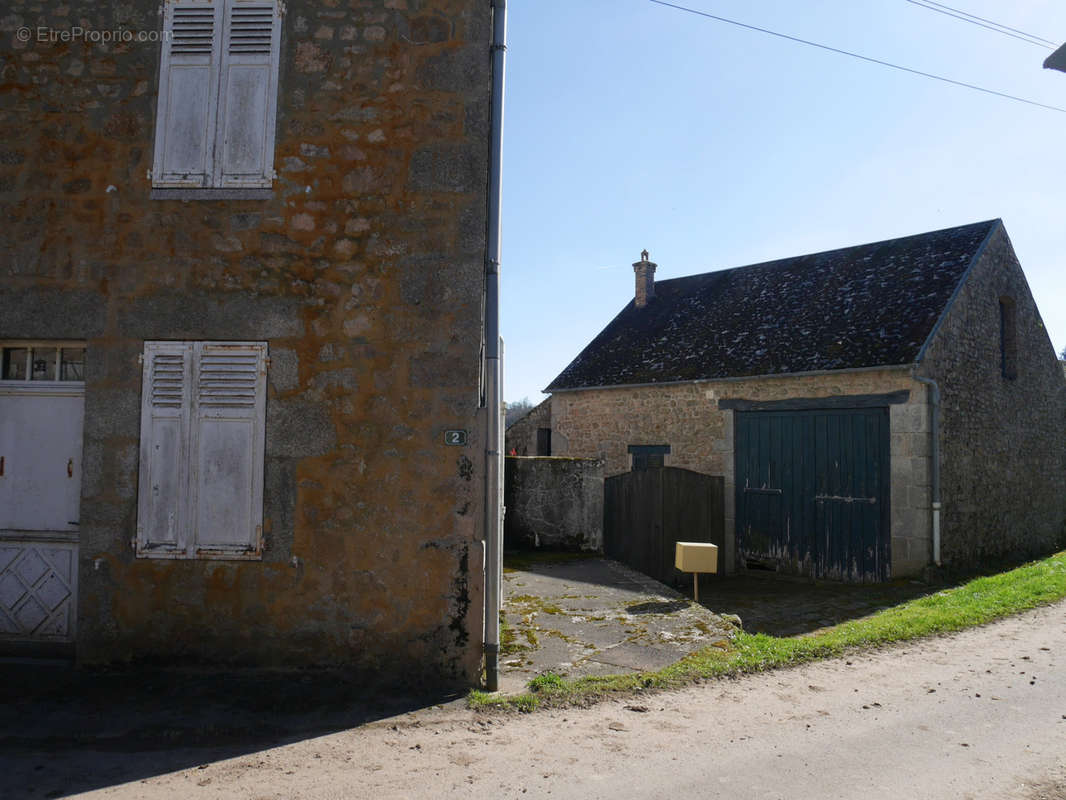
[603,467,724,585]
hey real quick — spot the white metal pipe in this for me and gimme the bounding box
[914,374,942,567]
[483,0,507,693]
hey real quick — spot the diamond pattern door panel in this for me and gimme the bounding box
[0,542,77,641]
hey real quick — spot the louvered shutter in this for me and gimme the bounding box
[137,342,193,555]
[189,342,266,555]
[214,0,282,187]
[151,1,224,187]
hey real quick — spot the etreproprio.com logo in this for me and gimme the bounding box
[15,26,171,44]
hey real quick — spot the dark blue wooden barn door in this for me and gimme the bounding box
[736,408,889,582]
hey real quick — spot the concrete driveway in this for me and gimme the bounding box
[500,553,947,692]
[499,555,739,693]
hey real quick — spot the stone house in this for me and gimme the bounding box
[505,397,551,455]
[545,221,1066,581]
[0,0,507,688]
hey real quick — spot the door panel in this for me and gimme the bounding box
[0,386,83,646]
[736,408,889,581]
[0,540,77,641]
[0,392,84,531]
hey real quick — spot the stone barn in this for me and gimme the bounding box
[544,221,1066,581]
[0,0,507,688]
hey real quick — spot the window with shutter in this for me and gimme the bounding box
[136,341,267,559]
[151,0,282,190]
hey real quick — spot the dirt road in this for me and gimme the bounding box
[6,600,1065,799]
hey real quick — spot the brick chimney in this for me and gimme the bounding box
[633,249,657,308]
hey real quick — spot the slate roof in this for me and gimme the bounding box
[546,219,1000,391]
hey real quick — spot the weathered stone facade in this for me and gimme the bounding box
[918,226,1066,566]
[1,1,492,684]
[504,456,604,551]
[550,369,933,576]
[505,397,550,456]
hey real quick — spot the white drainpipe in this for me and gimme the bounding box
[913,374,941,566]
[483,0,507,692]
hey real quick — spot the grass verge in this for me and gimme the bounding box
[469,550,1066,712]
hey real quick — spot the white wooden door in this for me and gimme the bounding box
[0,390,85,531]
[0,386,83,644]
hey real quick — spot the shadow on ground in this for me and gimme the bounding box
[0,662,459,798]
[691,571,948,637]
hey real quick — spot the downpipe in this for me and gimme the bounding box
[913,373,941,567]
[483,0,507,693]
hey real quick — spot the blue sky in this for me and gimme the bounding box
[499,0,1066,404]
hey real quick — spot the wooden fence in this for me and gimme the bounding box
[603,467,724,584]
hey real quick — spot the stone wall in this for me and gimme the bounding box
[0,0,491,685]
[921,224,1066,566]
[504,457,604,552]
[505,398,551,456]
[550,369,933,576]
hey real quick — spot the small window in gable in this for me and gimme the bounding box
[151,0,283,189]
[536,428,552,457]
[999,296,1017,381]
[137,341,268,559]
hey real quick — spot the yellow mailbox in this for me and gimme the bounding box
[675,542,718,602]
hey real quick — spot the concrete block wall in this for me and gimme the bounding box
[550,368,933,577]
[0,0,491,684]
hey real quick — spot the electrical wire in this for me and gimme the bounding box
[904,0,1056,48]
[647,0,1066,114]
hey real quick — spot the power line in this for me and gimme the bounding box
[647,0,1066,115]
[904,0,1056,49]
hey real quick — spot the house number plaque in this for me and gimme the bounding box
[444,429,468,446]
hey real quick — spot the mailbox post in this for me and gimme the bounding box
[674,541,718,603]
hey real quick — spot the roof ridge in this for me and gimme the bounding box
[654,218,1001,287]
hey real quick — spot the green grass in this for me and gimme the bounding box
[470,550,1066,712]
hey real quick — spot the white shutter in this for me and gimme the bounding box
[136,342,193,556]
[151,1,224,187]
[189,342,266,556]
[214,0,282,187]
